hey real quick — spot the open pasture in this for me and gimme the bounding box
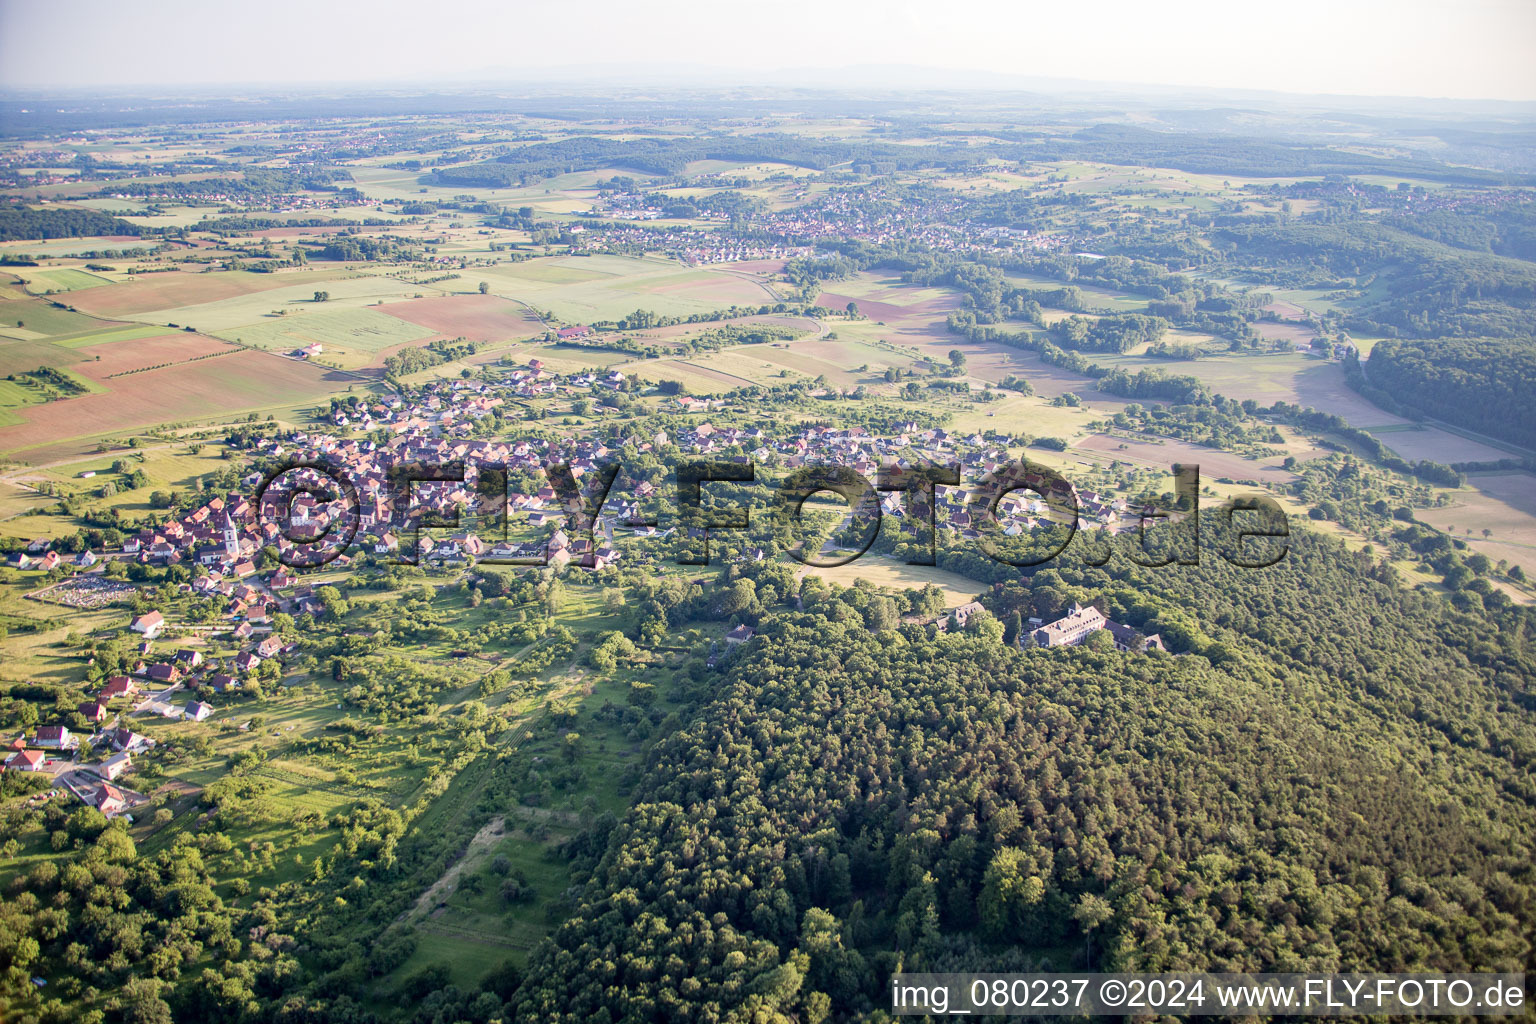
[816,278,957,324]
[798,556,983,607]
[25,445,237,513]
[0,296,117,337]
[22,267,114,293]
[483,254,771,323]
[0,377,45,427]
[1078,349,1417,429]
[778,336,918,378]
[1417,472,1536,578]
[626,312,814,346]
[625,358,753,394]
[213,307,433,364]
[679,347,833,387]
[949,392,1098,438]
[142,271,432,334]
[52,323,172,349]
[67,267,347,318]
[1074,432,1298,485]
[1038,307,1099,327]
[1252,319,1317,348]
[0,236,150,258]
[674,335,912,389]
[0,337,88,378]
[1363,423,1514,464]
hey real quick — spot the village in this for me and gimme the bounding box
[0,354,1177,812]
[568,183,1078,265]
[232,360,1151,571]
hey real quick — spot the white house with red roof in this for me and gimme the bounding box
[95,784,129,816]
[32,725,73,749]
[4,749,45,771]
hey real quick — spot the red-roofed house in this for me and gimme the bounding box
[100,676,139,700]
[32,725,73,749]
[146,663,182,684]
[4,749,45,771]
[95,784,129,816]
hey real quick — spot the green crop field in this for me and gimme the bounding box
[0,377,44,426]
[52,323,175,348]
[215,307,434,360]
[480,255,769,323]
[142,270,435,334]
[0,297,115,338]
[24,267,114,292]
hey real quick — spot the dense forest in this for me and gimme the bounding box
[510,522,1536,1021]
[422,123,1532,191]
[1365,338,1536,450]
[0,207,145,243]
[430,136,976,188]
[1211,219,1536,339]
[1018,124,1533,186]
[1384,201,1536,261]
[3,90,1536,1024]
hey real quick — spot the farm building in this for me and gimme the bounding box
[130,611,165,638]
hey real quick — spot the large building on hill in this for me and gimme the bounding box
[1030,602,1164,652]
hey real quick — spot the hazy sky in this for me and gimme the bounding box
[2,0,1534,101]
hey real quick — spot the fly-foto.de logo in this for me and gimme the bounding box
[252,456,1290,572]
